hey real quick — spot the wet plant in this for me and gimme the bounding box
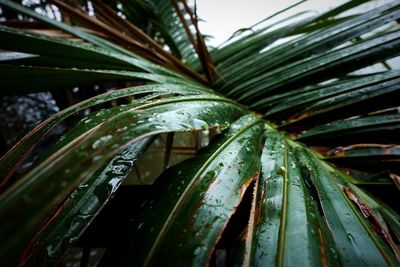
[0,0,399,266]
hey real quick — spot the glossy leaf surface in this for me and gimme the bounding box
[107,115,264,266]
[0,84,210,187]
[0,95,245,266]
[0,0,399,266]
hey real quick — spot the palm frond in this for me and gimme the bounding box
[0,0,399,266]
[0,91,245,266]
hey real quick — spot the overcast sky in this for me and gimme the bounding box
[192,0,397,70]
[194,0,346,46]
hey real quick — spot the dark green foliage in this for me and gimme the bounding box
[0,0,399,266]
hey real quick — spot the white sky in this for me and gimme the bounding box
[194,0,398,71]
[194,0,346,46]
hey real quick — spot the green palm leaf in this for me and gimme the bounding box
[0,93,245,266]
[118,115,264,266]
[0,0,399,266]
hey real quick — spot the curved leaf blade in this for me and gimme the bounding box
[0,64,201,95]
[0,84,210,188]
[20,137,154,266]
[0,95,246,266]
[247,129,341,267]
[298,114,400,145]
[107,115,265,266]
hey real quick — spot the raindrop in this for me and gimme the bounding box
[194,247,203,256]
[78,184,88,189]
[192,118,209,130]
[46,245,55,258]
[92,135,113,149]
[92,155,102,162]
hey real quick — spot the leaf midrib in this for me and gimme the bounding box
[144,117,262,266]
[276,139,289,267]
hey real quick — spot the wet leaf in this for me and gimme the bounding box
[103,115,265,266]
[0,95,245,266]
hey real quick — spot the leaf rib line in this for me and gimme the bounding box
[308,151,396,264]
[276,139,289,267]
[143,118,262,266]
